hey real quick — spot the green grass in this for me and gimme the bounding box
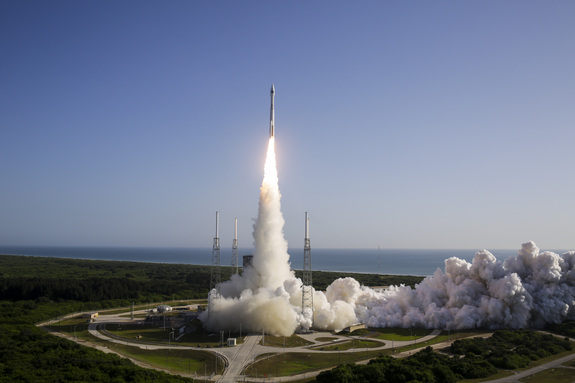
[311,339,384,351]
[44,317,92,336]
[111,343,222,375]
[364,327,433,341]
[363,327,488,344]
[261,334,314,348]
[57,323,223,377]
[105,323,178,343]
[520,368,575,383]
[245,350,390,377]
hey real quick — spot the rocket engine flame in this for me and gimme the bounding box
[262,137,278,193]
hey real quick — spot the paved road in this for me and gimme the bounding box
[60,312,446,382]
[42,309,575,383]
[218,334,262,382]
[486,353,575,383]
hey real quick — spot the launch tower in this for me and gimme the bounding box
[302,212,313,327]
[208,211,221,317]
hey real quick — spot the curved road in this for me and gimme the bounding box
[44,310,575,382]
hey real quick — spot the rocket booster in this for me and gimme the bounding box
[269,84,275,137]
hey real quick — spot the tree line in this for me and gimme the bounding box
[317,329,573,383]
[0,254,424,304]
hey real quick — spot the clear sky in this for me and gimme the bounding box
[1,1,574,251]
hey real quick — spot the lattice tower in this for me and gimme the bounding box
[208,211,221,318]
[302,212,313,327]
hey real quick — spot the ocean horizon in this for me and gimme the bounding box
[0,245,553,277]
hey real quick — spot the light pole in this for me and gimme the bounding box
[169,331,174,350]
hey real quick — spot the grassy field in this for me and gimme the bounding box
[110,343,223,376]
[50,321,222,377]
[311,338,384,351]
[362,327,433,340]
[244,349,389,377]
[261,334,314,348]
[519,368,575,383]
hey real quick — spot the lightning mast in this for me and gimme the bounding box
[302,212,313,328]
[208,211,221,317]
[231,218,239,275]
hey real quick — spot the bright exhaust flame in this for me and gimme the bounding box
[263,137,278,188]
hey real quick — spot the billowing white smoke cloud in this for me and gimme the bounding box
[200,138,575,335]
[353,242,575,330]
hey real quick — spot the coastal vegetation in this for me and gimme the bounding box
[0,254,424,304]
[0,253,422,381]
[316,330,573,383]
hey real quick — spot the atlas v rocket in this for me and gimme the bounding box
[269,84,275,137]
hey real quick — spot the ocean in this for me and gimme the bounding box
[0,245,535,276]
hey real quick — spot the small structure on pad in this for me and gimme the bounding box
[82,312,99,321]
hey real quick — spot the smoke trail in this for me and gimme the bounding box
[200,137,302,336]
[200,138,575,334]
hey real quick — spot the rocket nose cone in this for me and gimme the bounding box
[271,84,275,93]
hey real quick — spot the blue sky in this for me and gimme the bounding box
[1,1,574,250]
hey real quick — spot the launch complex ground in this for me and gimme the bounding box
[41,303,575,383]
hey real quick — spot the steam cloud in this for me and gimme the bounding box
[200,138,575,335]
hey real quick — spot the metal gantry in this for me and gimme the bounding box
[302,212,313,328]
[208,211,221,318]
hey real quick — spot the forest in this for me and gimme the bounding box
[316,330,573,383]
[0,254,424,304]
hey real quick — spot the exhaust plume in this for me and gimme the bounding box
[200,137,575,335]
[200,137,302,336]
